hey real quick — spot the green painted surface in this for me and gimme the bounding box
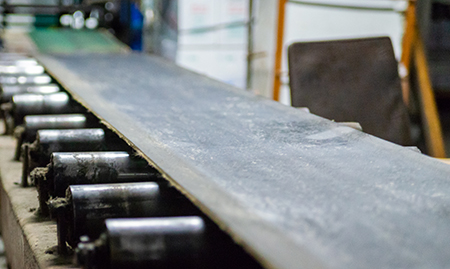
[29,28,128,54]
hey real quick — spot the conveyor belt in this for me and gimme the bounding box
[37,53,450,269]
[28,29,129,54]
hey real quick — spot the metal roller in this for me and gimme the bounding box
[23,114,87,136]
[0,74,52,85]
[0,59,39,66]
[22,128,106,187]
[14,114,88,160]
[13,92,71,118]
[48,182,160,254]
[76,216,205,269]
[0,59,39,67]
[1,84,60,103]
[0,56,43,76]
[32,151,160,215]
[0,65,44,75]
[2,92,75,134]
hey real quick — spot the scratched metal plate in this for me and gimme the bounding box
[38,53,450,269]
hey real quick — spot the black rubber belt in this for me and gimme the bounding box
[38,53,450,269]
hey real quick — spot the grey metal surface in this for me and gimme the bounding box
[38,53,450,269]
[68,182,160,249]
[106,216,205,269]
[1,84,59,103]
[50,152,155,197]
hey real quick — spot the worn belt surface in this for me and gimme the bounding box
[38,53,450,269]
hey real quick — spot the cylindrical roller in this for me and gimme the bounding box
[31,128,105,164]
[1,84,59,102]
[4,92,80,135]
[0,65,44,75]
[23,128,106,187]
[0,59,38,66]
[32,151,159,216]
[14,114,88,160]
[13,92,70,117]
[108,217,205,268]
[0,74,52,85]
[24,114,87,133]
[0,57,38,65]
[50,151,154,197]
[48,182,160,253]
[77,216,205,269]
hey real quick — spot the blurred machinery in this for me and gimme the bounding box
[0,0,142,49]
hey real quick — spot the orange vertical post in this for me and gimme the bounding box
[400,0,446,157]
[414,35,446,158]
[272,0,287,101]
[401,0,417,72]
[400,0,417,105]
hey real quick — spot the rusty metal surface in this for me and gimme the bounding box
[37,53,450,269]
